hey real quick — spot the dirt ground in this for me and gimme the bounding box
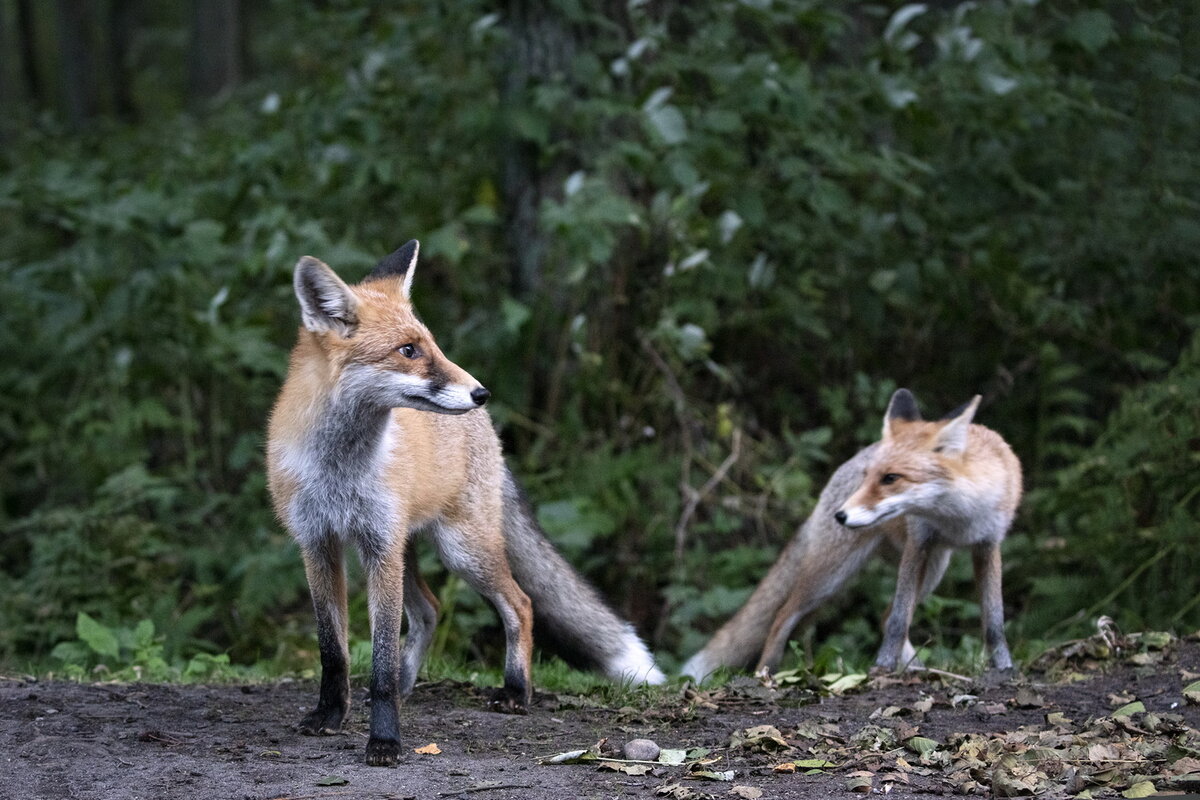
[3,636,1198,800]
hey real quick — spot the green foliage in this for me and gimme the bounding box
[49,612,243,682]
[1019,329,1200,638]
[1,0,1197,678]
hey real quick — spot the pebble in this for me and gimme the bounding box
[623,738,660,761]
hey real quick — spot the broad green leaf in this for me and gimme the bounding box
[76,612,120,660]
[825,673,868,695]
[646,106,688,145]
[658,749,688,766]
[1065,10,1115,54]
[906,737,939,756]
[1112,701,1145,717]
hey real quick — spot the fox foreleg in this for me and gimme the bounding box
[362,537,408,767]
[298,538,351,736]
[875,526,935,671]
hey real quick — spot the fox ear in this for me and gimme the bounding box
[883,388,922,439]
[294,256,359,337]
[367,239,419,299]
[934,395,981,454]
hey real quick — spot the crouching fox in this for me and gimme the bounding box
[681,389,1021,682]
[266,240,664,766]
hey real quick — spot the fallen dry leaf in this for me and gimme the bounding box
[1169,757,1200,775]
[1122,780,1156,798]
[659,748,689,765]
[599,760,652,776]
[905,736,939,757]
[845,770,873,793]
[413,742,441,755]
[1112,700,1145,717]
[825,673,869,695]
[689,768,736,782]
[729,725,789,752]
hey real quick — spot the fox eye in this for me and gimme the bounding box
[397,344,419,359]
[880,473,902,485]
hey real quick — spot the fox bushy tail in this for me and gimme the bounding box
[500,468,666,685]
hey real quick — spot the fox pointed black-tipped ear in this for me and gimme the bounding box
[295,256,359,337]
[882,388,922,439]
[366,239,419,298]
[934,395,980,455]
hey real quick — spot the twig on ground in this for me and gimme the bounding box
[438,783,534,796]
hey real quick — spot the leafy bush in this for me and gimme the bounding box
[1,0,1197,675]
[1019,330,1200,639]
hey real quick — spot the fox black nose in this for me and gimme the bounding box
[471,386,491,406]
[834,510,848,526]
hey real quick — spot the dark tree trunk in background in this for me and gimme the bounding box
[55,0,99,128]
[106,0,136,120]
[0,2,11,142]
[188,0,241,103]
[500,0,576,301]
[14,0,43,107]
[497,0,580,441]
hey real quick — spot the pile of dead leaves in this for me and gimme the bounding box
[540,629,1200,798]
[787,702,1200,797]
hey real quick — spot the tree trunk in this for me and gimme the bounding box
[0,3,13,143]
[106,0,136,120]
[55,0,99,128]
[499,0,577,300]
[188,0,241,104]
[15,0,43,107]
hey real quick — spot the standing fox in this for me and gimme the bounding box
[681,389,1021,682]
[267,241,664,766]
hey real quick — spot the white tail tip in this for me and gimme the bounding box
[608,640,667,685]
[679,652,716,683]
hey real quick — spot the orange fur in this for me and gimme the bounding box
[267,242,663,765]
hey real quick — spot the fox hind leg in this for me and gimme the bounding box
[972,541,1013,672]
[757,530,885,672]
[432,520,533,713]
[299,537,351,735]
[398,542,440,697]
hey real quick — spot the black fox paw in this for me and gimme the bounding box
[298,705,346,735]
[488,686,530,715]
[365,736,402,767]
